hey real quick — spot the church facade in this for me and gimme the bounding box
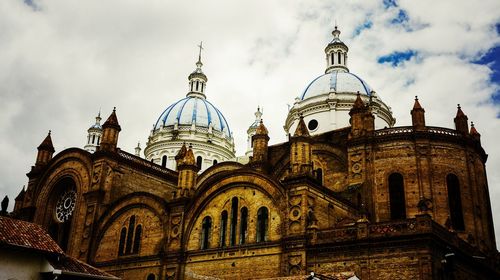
[11,27,500,280]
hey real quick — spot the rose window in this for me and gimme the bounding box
[55,190,76,222]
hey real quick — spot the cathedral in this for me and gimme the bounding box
[10,27,500,279]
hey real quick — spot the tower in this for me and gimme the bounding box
[84,112,103,153]
[411,96,426,130]
[99,108,121,152]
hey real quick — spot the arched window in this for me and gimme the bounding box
[201,216,212,249]
[119,215,142,256]
[190,82,194,92]
[161,155,167,168]
[97,136,100,145]
[92,134,95,144]
[389,173,406,220]
[239,207,248,244]
[196,81,199,91]
[213,159,218,166]
[147,274,155,280]
[338,52,342,65]
[133,225,142,254]
[201,82,204,92]
[447,174,465,231]
[256,207,269,243]
[230,197,238,246]
[196,156,203,169]
[118,227,126,256]
[220,211,228,247]
[87,135,90,144]
[316,168,323,185]
[330,53,334,65]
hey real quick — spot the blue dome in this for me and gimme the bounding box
[301,71,373,100]
[154,97,231,134]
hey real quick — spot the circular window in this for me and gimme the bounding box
[307,119,318,131]
[55,190,77,222]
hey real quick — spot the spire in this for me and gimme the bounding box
[38,130,55,153]
[255,119,269,135]
[349,92,366,115]
[35,131,55,166]
[187,42,208,99]
[293,115,310,137]
[470,122,481,141]
[255,106,263,122]
[103,107,121,131]
[135,142,141,157]
[325,26,349,73]
[411,96,426,130]
[100,108,121,152]
[175,143,188,162]
[412,96,423,110]
[454,104,469,134]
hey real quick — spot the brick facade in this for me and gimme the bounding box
[12,101,500,279]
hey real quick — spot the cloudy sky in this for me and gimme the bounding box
[1,0,499,244]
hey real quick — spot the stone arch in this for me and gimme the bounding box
[90,193,168,263]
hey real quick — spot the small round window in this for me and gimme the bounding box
[308,119,318,131]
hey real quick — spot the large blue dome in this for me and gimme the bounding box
[154,96,231,134]
[300,71,373,100]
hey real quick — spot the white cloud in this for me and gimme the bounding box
[1,0,499,247]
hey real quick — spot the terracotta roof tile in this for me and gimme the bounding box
[0,216,63,254]
[48,255,119,279]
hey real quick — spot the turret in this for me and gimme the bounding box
[290,115,312,176]
[176,144,199,197]
[411,96,426,130]
[84,111,103,153]
[454,104,469,135]
[99,108,121,152]
[35,131,55,167]
[250,119,269,165]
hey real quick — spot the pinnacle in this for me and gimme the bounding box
[37,130,55,152]
[293,115,310,137]
[103,108,121,131]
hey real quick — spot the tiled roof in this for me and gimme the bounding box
[0,216,63,254]
[0,216,119,279]
[48,254,119,279]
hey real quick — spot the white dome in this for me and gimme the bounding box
[154,96,231,135]
[301,71,373,100]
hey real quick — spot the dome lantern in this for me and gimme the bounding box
[187,42,208,99]
[325,26,349,74]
